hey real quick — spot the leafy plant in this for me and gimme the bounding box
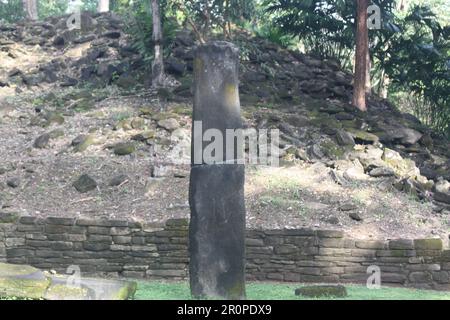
[118,0,178,68]
[382,5,450,137]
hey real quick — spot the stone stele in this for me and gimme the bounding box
[189,41,246,300]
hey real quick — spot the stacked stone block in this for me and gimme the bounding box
[1,216,189,280]
[245,229,449,290]
[0,215,449,290]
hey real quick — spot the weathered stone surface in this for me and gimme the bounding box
[189,41,245,300]
[0,212,19,224]
[45,217,75,226]
[409,272,432,283]
[158,118,180,131]
[0,263,50,299]
[414,239,443,250]
[389,239,414,250]
[355,240,387,250]
[109,174,129,187]
[33,133,51,149]
[0,262,136,300]
[72,134,95,153]
[317,230,344,238]
[335,130,355,146]
[73,174,97,193]
[6,178,20,188]
[113,142,135,156]
[295,285,347,298]
[44,275,136,300]
[189,165,246,299]
[369,167,395,177]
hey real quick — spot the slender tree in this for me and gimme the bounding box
[151,0,165,87]
[352,0,369,111]
[366,49,371,94]
[97,0,110,13]
[22,0,38,20]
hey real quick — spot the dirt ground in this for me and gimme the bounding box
[0,89,448,243]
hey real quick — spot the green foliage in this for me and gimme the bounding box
[176,0,257,37]
[0,0,24,23]
[263,0,449,137]
[0,0,101,23]
[263,0,396,68]
[118,0,179,67]
[382,5,450,137]
[253,24,297,48]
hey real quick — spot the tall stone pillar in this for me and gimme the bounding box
[189,41,246,299]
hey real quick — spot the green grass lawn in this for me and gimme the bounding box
[135,281,450,300]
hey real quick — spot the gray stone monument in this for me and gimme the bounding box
[189,41,246,299]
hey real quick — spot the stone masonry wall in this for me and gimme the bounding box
[0,215,449,290]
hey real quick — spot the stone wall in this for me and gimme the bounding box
[0,215,449,290]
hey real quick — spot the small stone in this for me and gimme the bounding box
[7,178,20,188]
[43,112,64,126]
[158,118,180,131]
[173,170,189,178]
[131,117,145,129]
[113,143,135,156]
[131,131,155,142]
[48,129,64,139]
[295,285,347,298]
[335,112,355,121]
[349,211,363,221]
[339,204,357,212]
[343,167,369,181]
[33,133,51,148]
[308,144,325,159]
[72,135,95,153]
[335,130,355,146]
[325,217,340,225]
[151,165,171,178]
[369,167,395,177]
[102,31,121,39]
[73,174,97,193]
[347,129,379,144]
[109,174,129,187]
[433,180,450,204]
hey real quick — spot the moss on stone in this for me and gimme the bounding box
[43,112,65,127]
[295,285,348,298]
[414,239,443,251]
[0,212,19,224]
[0,263,50,299]
[346,128,379,143]
[44,284,89,300]
[73,134,95,153]
[113,142,135,156]
[320,141,345,159]
[152,112,179,121]
[113,281,138,300]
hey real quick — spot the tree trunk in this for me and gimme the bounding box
[223,0,231,38]
[397,0,407,11]
[151,0,165,88]
[22,0,38,20]
[365,49,371,94]
[97,0,110,13]
[352,0,369,112]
